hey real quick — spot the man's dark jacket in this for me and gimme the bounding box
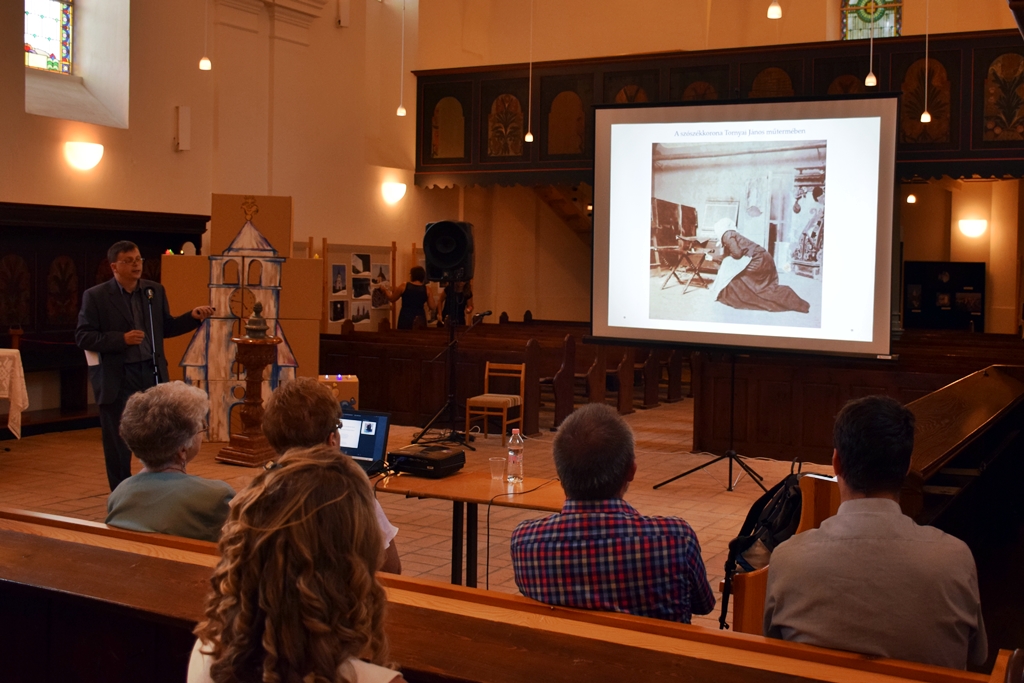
[75,278,200,405]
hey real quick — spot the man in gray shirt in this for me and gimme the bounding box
[763,395,987,670]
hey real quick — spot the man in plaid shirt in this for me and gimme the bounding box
[511,403,715,623]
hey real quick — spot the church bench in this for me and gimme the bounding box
[320,326,645,431]
[691,333,1024,465]
[0,516,1019,683]
[320,332,545,432]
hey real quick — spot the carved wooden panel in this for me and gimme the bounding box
[891,50,961,149]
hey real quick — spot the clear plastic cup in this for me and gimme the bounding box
[489,457,506,481]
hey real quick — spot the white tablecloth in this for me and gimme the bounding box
[0,349,29,439]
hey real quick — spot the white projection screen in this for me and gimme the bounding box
[592,96,898,358]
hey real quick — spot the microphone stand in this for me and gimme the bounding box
[145,287,161,386]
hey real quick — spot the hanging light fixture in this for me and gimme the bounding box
[199,0,211,70]
[920,0,931,123]
[767,1,782,20]
[864,0,876,87]
[396,0,407,116]
[524,0,535,143]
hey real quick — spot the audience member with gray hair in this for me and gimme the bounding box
[510,403,714,623]
[106,381,234,542]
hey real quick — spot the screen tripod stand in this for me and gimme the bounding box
[653,352,766,493]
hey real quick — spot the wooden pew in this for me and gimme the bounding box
[0,515,1020,683]
[691,334,1024,464]
[320,323,645,431]
[320,330,544,434]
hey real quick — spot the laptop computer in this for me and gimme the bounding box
[337,408,391,475]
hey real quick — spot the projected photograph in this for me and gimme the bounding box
[648,140,826,329]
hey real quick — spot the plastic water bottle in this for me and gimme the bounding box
[506,429,524,484]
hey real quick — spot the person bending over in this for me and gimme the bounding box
[189,445,403,683]
[708,218,809,314]
[106,382,234,543]
[262,376,401,574]
[764,395,987,669]
[384,266,435,330]
[511,403,715,623]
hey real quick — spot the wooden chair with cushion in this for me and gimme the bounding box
[465,362,526,444]
[727,474,840,635]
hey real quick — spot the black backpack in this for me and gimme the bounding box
[718,462,804,630]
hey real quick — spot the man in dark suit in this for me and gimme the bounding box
[76,241,215,491]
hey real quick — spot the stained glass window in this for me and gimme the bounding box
[24,0,73,74]
[841,0,901,40]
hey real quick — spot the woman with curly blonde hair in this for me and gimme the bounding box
[188,445,403,683]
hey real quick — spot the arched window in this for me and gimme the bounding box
[432,97,465,159]
[223,259,239,285]
[841,0,902,40]
[247,259,262,286]
[547,91,585,155]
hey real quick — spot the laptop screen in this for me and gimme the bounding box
[337,408,391,466]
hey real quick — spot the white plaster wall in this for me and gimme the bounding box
[989,181,1019,333]
[75,0,130,127]
[468,186,591,322]
[416,0,1016,70]
[900,184,952,262]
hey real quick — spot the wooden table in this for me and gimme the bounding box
[0,349,29,439]
[373,471,565,587]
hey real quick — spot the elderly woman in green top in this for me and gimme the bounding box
[106,381,234,542]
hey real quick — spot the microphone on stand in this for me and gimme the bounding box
[470,310,491,329]
[145,287,161,385]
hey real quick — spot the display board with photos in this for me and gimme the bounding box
[294,241,396,333]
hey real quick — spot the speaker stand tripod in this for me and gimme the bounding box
[653,352,766,493]
[412,291,474,449]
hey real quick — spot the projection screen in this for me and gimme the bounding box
[592,96,898,358]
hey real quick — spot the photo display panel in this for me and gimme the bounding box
[592,96,897,357]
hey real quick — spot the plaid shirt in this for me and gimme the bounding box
[511,499,715,623]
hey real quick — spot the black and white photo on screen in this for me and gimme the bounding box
[648,140,825,329]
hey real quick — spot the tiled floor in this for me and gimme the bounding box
[0,398,831,630]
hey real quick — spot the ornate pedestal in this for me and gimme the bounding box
[217,335,282,466]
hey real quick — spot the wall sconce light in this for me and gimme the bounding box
[64,141,104,170]
[767,1,782,19]
[199,57,212,71]
[906,194,917,204]
[381,182,407,204]
[958,220,987,238]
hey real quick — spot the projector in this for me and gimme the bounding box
[387,445,465,479]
